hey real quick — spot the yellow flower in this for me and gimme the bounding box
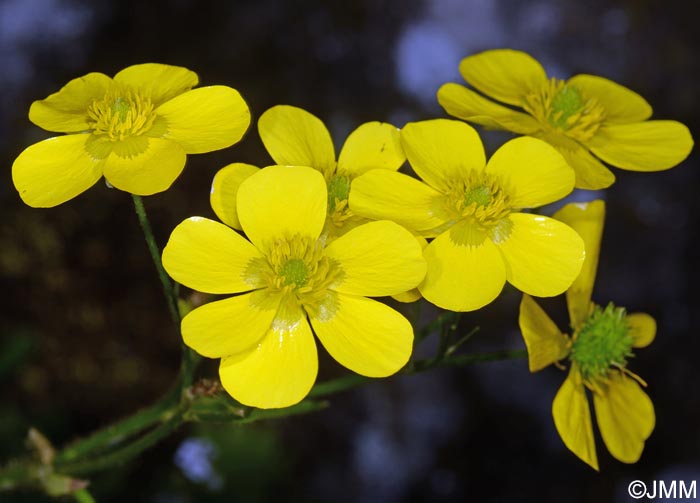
[349,119,585,312]
[209,105,405,240]
[163,166,426,409]
[519,200,656,470]
[438,49,693,189]
[12,63,250,207]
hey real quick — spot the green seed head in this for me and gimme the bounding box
[112,96,130,122]
[327,174,351,213]
[548,85,584,129]
[464,184,492,208]
[279,258,309,289]
[569,303,634,381]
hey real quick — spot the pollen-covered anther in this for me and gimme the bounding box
[523,78,606,142]
[87,87,157,141]
[569,303,635,387]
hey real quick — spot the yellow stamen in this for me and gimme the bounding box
[87,86,157,141]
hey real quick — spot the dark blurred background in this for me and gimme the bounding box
[1,0,698,501]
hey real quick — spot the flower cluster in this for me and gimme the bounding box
[12,51,693,469]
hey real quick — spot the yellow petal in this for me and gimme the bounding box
[12,134,103,207]
[29,73,112,133]
[553,200,606,328]
[103,137,186,195]
[210,163,260,230]
[324,221,426,297]
[552,367,599,471]
[219,306,318,409]
[337,122,404,176]
[401,119,486,193]
[258,105,336,176]
[349,169,449,236]
[594,373,655,464]
[588,121,694,172]
[458,49,547,106]
[438,83,541,134]
[392,235,428,303]
[114,63,198,106]
[181,290,279,358]
[420,223,507,311]
[556,144,616,190]
[237,166,326,251]
[567,74,652,123]
[309,293,412,377]
[486,137,574,208]
[518,295,571,372]
[495,213,585,297]
[162,216,264,294]
[155,86,250,154]
[627,313,656,348]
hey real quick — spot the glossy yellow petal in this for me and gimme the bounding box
[401,119,486,194]
[162,216,264,294]
[219,306,318,409]
[556,144,616,190]
[181,290,279,358]
[258,105,336,176]
[495,213,585,297]
[12,134,103,207]
[210,163,260,230]
[567,74,652,123]
[458,49,547,106]
[420,223,507,311]
[627,313,656,348]
[438,83,541,134]
[552,367,599,471]
[155,86,250,154]
[349,169,450,236]
[486,137,574,208]
[553,200,606,328]
[337,122,404,176]
[114,63,198,106]
[324,221,426,297]
[392,235,427,303]
[310,293,412,377]
[237,166,326,251]
[29,73,112,133]
[594,373,655,464]
[518,295,571,372]
[102,137,186,195]
[588,121,693,172]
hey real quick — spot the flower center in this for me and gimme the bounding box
[569,303,634,384]
[87,87,157,141]
[326,173,354,229]
[523,78,606,142]
[444,171,513,244]
[244,234,344,319]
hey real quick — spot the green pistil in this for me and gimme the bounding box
[327,174,351,213]
[569,303,634,381]
[279,258,309,289]
[112,97,130,122]
[548,85,583,129]
[464,185,491,208]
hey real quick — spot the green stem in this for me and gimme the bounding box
[310,348,528,398]
[55,410,185,477]
[131,195,181,330]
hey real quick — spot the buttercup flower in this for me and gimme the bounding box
[438,49,693,189]
[13,63,250,207]
[163,166,426,409]
[349,119,585,312]
[519,200,655,470]
[209,105,405,240]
